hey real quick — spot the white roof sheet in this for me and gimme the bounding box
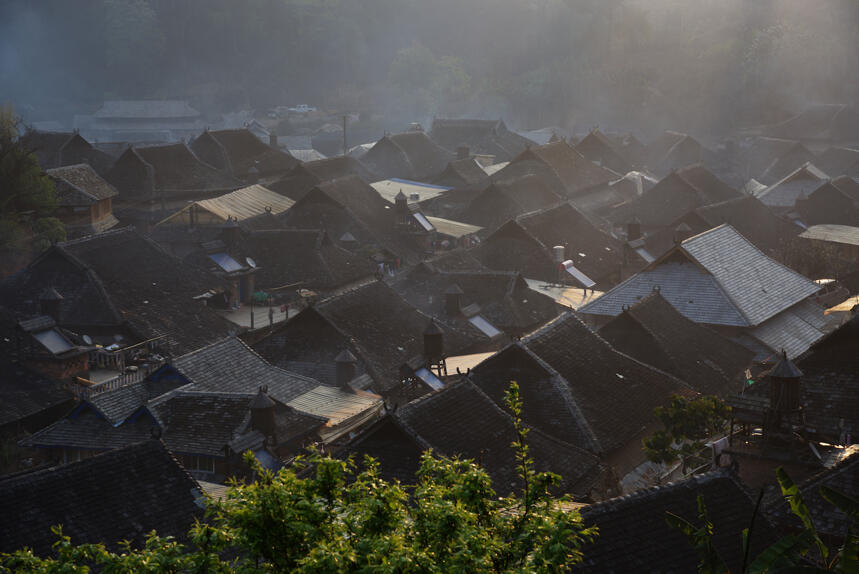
[425,216,482,238]
[799,224,859,247]
[160,185,294,225]
[372,178,450,204]
[33,329,74,355]
[287,385,382,427]
[468,315,502,338]
[482,162,509,176]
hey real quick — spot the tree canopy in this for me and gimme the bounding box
[0,108,64,254]
[0,383,597,573]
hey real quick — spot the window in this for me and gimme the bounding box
[189,455,215,474]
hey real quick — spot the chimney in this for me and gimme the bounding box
[39,287,63,321]
[268,131,278,149]
[250,386,277,440]
[394,190,410,225]
[335,349,358,391]
[626,216,641,241]
[444,284,464,315]
[222,216,241,245]
[457,145,470,160]
[423,319,444,362]
[769,350,803,414]
[394,190,408,212]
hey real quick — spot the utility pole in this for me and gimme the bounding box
[343,115,347,156]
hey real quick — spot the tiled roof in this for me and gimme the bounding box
[87,377,187,425]
[147,391,255,456]
[459,175,562,231]
[580,261,748,326]
[0,313,74,428]
[394,379,605,497]
[574,130,634,175]
[692,195,799,256]
[759,141,817,183]
[20,131,115,174]
[582,225,820,327]
[748,299,834,359]
[0,229,234,354]
[577,471,776,573]
[815,146,859,177]
[58,229,235,355]
[428,119,532,163]
[47,163,118,204]
[495,141,617,198]
[190,129,298,177]
[766,452,858,539]
[432,157,490,188]
[755,162,829,208]
[645,131,704,173]
[390,265,560,335]
[360,132,454,181]
[742,361,859,441]
[115,143,239,192]
[0,440,202,555]
[268,157,377,201]
[681,225,820,325]
[280,176,407,256]
[469,220,558,282]
[799,181,859,227]
[314,281,483,391]
[523,312,690,453]
[609,165,740,227]
[764,104,859,141]
[597,292,754,395]
[517,202,642,286]
[21,408,155,452]
[232,229,375,291]
[173,337,321,405]
[253,281,484,394]
[468,344,599,453]
[745,137,802,178]
[334,417,425,484]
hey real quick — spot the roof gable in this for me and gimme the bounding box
[0,440,201,555]
[579,472,775,573]
[394,379,604,497]
[598,293,754,395]
[680,225,820,326]
[523,312,689,452]
[173,337,321,405]
[47,163,119,204]
[511,141,617,196]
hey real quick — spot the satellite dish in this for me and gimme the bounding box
[83,335,93,345]
[246,257,257,268]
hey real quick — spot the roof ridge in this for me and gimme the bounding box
[511,342,603,454]
[57,224,136,247]
[581,469,735,515]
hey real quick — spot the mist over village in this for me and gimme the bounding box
[0,1,857,571]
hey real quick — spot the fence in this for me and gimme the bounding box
[70,360,165,401]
